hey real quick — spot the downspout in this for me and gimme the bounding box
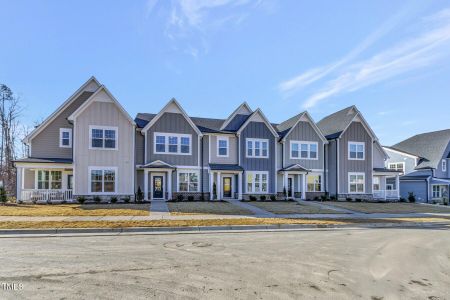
[335,138,339,198]
[201,135,204,197]
[323,143,327,195]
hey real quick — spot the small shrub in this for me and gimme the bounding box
[313,196,319,201]
[330,195,336,201]
[407,192,416,203]
[399,197,407,203]
[122,196,131,203]
[136,186,144,202]
[187,195,194,202]
[270,195,276,201]
[260,195,267,201]
[199,194,205,201]
[249,195,257,201]
[320,195,329,202]
[346,197,352,202]
[46,199,52,204]
[61,200,67,204]
[443,197,449,206]
[77,196,86,204]
[355,198,362,202]
[93,196,101,203]
[110,196,118,203]
[177,194,184,202]
[0,187,7,204]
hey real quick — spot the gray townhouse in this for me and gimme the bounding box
[383,130,450,203]
[14,77,401,203]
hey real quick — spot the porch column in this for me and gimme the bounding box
[283,172,288,197]
[209,171,214,200]
[16,167,23,201]
[298,174,301,199]
[384,176,387,200]
[167,170,172,200]
[217,172,221,200]
[144,169,149,201]
[238,172,243,200]
[395,175,400,199]
[302,174,307,200]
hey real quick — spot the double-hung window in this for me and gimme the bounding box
[442,159,447,172]
[291,141,318,159]
[246,139,269,158]
[178,171,199,192]
[307,174,322,192]
[90,126,118,150]
[349,173,365,193]
[37,170,62,190]
[373,177,380,191]
[246,171,268,193]
[217,137,229,157]
[154,133,191,155]
[59,128,72,148]
[432,185,443,198]
[388,162,405,173]
[89,168,116,193]
[348,142,365,160]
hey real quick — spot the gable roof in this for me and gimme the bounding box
[24,76,101,143]
[317,105,378,140]
[68,85,135,125]
[391,129,450,170]
[236,109,279,137]
[140,98,203,136]
[220,102,252,130]
[277,111,327,143]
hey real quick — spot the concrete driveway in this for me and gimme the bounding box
[0,228,449,299]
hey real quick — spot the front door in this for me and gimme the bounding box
[223,177,232,198]
[288,177,293,198]
[153,176,164,199]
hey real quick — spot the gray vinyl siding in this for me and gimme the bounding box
[339,122,373,194]
[146,112,199,166]
[239,121,276,193]
[209,135,238,164]
[373,143,386,168]
[202,136,209,167]
[435,142,450,178]
[327,140,338,194]
[201,169,210,192]
[277,143,282,169]
[284,121,324,170]
[135,131,145,165]
[400,180,428,202]
[30,91,93,159]
[24,169,35,189]
[384,149,417,175]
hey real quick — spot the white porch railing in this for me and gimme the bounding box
[20,189,73,202]
[373,190,399,199]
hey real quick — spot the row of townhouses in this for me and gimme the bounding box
[13,77,448,203]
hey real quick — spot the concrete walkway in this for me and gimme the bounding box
[225,199,276,217]
[150,200,170,217]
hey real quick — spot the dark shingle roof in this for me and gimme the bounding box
[317,106,358,139]
[13,157,73,164]
[222,114,250,131]
[276,112,306,139]
[209,164,244,171]
[392,129,450,170]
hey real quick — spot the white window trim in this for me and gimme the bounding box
[348,141,365,160]
[388,162,405,173]
[153,132,192,155]
[217,136,229,158]
[372,176,381,191]
[386,183,394,190]
[88,166,118,194]
[290,140,319,160]
[245,138,269,158]
[306,173,322,192]
[176,169,200,192]
[442,159,447,172]
[35,170,63,190]
[59,128,72,148]
[348,172,365,194]
[245,171,269,194]
[432,185,443,199]
[88,125,118,150]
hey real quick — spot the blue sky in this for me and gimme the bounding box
[1,0,450,145]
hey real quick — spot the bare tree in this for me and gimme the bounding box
[0,84,22,194]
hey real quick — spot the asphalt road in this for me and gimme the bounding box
[0,228,449,299]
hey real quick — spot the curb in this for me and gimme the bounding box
[0,222,447,236]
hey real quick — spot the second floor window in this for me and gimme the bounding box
[388,162,405,173]
[291,141,318,159]
[217,137,229,157]
[348,142,365,160]
[442,159,447,172]
[154,133,191,155]
[90,126,117,150]
[246,139,268,158]
[59,128,72,148]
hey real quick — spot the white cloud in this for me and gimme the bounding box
[279,7,450,109]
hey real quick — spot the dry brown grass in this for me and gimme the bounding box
[319,202,450,214]
[0,204,150,216]
[168,201,253,215]
[0,217,447,229]
[249,201,346,214]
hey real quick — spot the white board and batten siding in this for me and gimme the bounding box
[73,90,135,196]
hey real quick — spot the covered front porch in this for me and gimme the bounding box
[209,164,243,200]
[139,161,175,201]
[373,168,401,201]
[279,164,308,200]
[14,158,74,202]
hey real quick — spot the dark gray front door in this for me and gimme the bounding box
[288,177,293,198]
[153,176,164,199]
